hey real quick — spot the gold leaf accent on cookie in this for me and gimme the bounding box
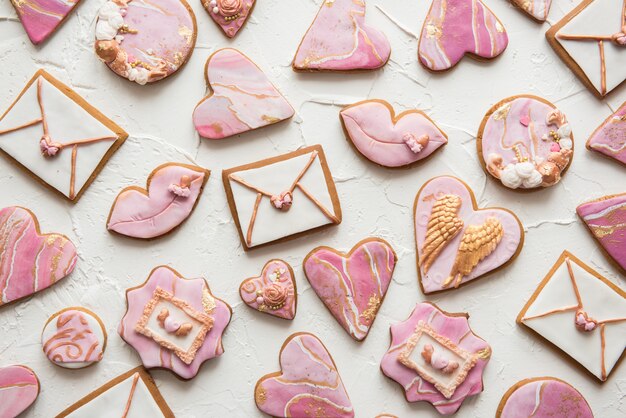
[255,384,267,405]
[420,194,464,273]
[476,347,492,359]
[360,294,381,322]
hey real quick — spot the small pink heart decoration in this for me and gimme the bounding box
[0,365,40,418]
[519,114,531,127]
[239,260,296,320]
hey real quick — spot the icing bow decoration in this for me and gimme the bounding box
[168,175,193,198]
[421,344,459,374]
[157,308,193,336]
[402,133,429,154]
[575,309,598,332]
[270,191,293,211]
[40,135,62,157]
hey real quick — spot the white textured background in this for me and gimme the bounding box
[1,0,625,416]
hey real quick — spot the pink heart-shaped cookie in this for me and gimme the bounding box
[204,0,255,38]
[586,102,626,167]
[255,333,354,418]
[293,0,391,71]
[415,176,523,294]
[303,238,397,341]
[193,48,295,140]
[239,260,297,320]
[0,207,77,307]
[12,0,82,45]
[340,99,448,168]
[419,0,508,71]
[510,0,553,22]
[0,365,40,418]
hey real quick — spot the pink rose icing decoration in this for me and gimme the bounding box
[193,49,295,140]
[0,207,77,308]
[293,0,391,71]
[381,302,492,415]
[11,0,82,45]
[0,365,40,418]
[239,259,297,320]
[304,238,397,341]
[255,333,355,418]
[586,101,626,166]
[510,0,552,22]
[340,99,448,168]
[204,0,255,38]
[419,0,508,71]
[107,163,209,239]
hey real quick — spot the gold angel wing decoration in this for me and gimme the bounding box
[420,194,464,273]
[443,217,504,288]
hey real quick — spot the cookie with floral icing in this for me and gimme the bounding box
[0,365,40,418]
[95,0,197,85]
[496,377,593,418]
[509,0,552,22]
[293,0,391,72]
[340,99,448,168]
[193,49,294,140]
[255,332,355,418]
[11,0,82,45]
[239,259,297,320]
[119,266,232,380]
[203,0,255,38]
[418,0,508,71]
[380,302,492,415]
[478,95,574,190]
[586,102,626,166]
[107,163,209,239]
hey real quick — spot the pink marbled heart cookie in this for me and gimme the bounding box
[203,0,255,38]
[255,333,355,418]
[510,0,553,22]
[293,0,391,72]
[586,102,626,167]
[239,260,297,320]
[303,238,397,341]
[0,365,40,418]
[0,207,77,308]
[11,0,82,45]
[340,99,448,168]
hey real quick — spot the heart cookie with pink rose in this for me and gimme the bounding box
[239,260,297,320]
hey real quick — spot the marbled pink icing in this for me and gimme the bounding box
[240,260,296,320]
[499,378,593,418]
[204,0,254,38]
[419,0,508,71]
[0,207,77,307]
[42,309,104,366]
[587,102,626,166]
[11,0,80,45]
[107,163,208,239]
[380,303,491,415]
[577,193,626,273]
[0,365,39,418]
[193,48,294,140]
[293,0,391,71]
[255,333,354,418]
[304,238,396,341]
[119,266,231,380]
[511,0,552,21]
[415,177,522,293]
[340,100,447,168]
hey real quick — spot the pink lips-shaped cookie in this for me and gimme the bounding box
[239,260,297,320]
[193,48,294,140]
[303,238,397,341]
[340,99,448,168]
[419,0,508,71]
[255,333,355,418]
[415,177,523,294]
[293,0,391,71]
[204,0,255,38]
[0,365,40,418]
[0,207,77,308]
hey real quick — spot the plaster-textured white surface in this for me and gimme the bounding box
[0,0,624,417]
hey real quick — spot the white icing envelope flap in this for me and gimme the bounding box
[0,70,127,201]
[518,251,626,381]
[223,145,341,250]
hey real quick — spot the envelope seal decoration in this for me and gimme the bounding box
[10,0,82,45]
[0,365,40,418]
[517,251,626,382]
[119,266,232,380]
[418,0,508,71]
[255,332,355,418]
[304,238,397,341]
[223,145,342,251]
[340,99,448,168]
[193,49,295,140]
[240,259,297,320]
[107,163,210,239]
[509,0,552,22]
[0,70,127,201]
[414,176,523,294]
[203,0,255,38]
[381,302,492,415]
[586,102,626,166]
[292,0,391,72]
[547,0,626,98]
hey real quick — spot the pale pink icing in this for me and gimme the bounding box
[293,0,391,71]
[107,164,208,239]
[0,207,77,307]
[0,365,39,418]
[511,0,552,21]
[419,0,508,71]
[193,49,294,140]
[204,0,254,38]
[380,303,491,415]
[340,100,447,167]
[415,176,522,293]
[118,266,231,380]
[240,260,296,320]
[587,102,626,166]
[304,239,396,341]
[255,333,354,418]
[42,309,104,365]
[12,0,80,45]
